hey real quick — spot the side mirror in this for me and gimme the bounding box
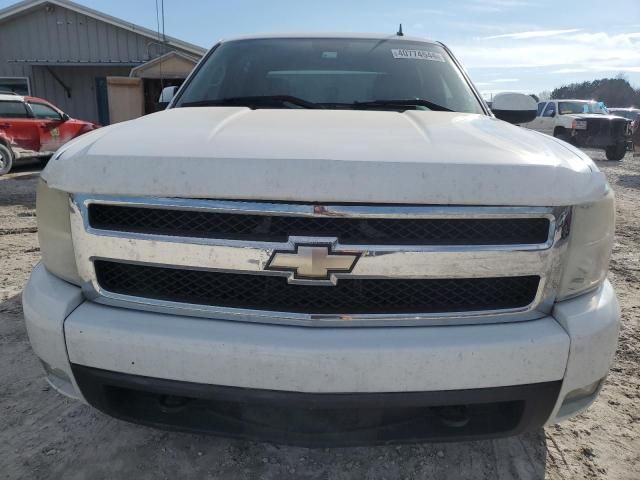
[158,86,178,109]
[491,92,537,124]
[61,112,70,121]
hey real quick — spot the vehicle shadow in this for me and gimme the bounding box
[44,420,550,479]
[0,162,40,209]
[161,428,551,480]
[2,159,43,175]
[617,174,640,190]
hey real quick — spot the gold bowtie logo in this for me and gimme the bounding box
[266,244,359,283]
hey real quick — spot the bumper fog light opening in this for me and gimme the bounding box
[41,359,71,384]
[562,379,603,405]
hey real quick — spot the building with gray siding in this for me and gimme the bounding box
[0,0,205,124]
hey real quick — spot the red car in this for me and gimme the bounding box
[0,93,99,175]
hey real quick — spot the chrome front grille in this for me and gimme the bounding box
[70,196,570,327]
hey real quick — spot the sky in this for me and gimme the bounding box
[2,0,639,97]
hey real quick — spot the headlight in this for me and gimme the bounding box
[557,189,615,300]
[36,179,81,285]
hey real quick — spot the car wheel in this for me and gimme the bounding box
[553,131,573,145]
[0,144,14,175]
[605,144,626,161]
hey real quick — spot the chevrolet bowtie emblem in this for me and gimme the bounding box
[266,244,360,284]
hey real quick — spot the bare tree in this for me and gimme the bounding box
[538,90,551,101]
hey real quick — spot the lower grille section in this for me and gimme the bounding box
[94,260,540,316]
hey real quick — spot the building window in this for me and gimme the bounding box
[0,77,31,96]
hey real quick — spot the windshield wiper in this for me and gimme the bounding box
[350,99,453,112]
[181,95,321,109]
[181,96,452,112]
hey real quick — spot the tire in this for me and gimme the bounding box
[0,143,13,175]
[605,144,626,161]
[553,130,573,145]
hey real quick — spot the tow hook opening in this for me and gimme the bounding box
[432,405,471,428]
[158,394,191,412]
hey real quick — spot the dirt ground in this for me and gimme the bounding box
[0,153,638,480]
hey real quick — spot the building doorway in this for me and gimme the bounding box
[130,51,199,114]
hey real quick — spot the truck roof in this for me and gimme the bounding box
[543,99,598,103]
[219,32,438,44]
[0,94,57,105]
[0,93,24,101]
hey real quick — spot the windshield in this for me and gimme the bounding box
[558,101,608,115]
[174,38,484,113]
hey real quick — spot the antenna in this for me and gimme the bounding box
[397,24,404,36]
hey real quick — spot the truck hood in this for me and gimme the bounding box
[43,107,607,206]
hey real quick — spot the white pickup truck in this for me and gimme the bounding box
[24,33,619,446]
[522,99,632,160]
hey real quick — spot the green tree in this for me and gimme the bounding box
[551,78,640,107]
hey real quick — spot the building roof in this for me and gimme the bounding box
[0,0,206,56]
[129,50,200,78]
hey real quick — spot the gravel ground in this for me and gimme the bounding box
[0,153,638,480]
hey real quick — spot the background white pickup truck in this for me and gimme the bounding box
[522,99,632,160]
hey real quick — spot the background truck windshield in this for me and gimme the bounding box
[174,38,484,113]
[558,101,608,115]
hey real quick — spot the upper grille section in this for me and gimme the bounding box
[88,204,551,246]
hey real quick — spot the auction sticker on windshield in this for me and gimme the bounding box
[391,49,445,62]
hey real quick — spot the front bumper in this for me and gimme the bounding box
[23,263,620,444]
